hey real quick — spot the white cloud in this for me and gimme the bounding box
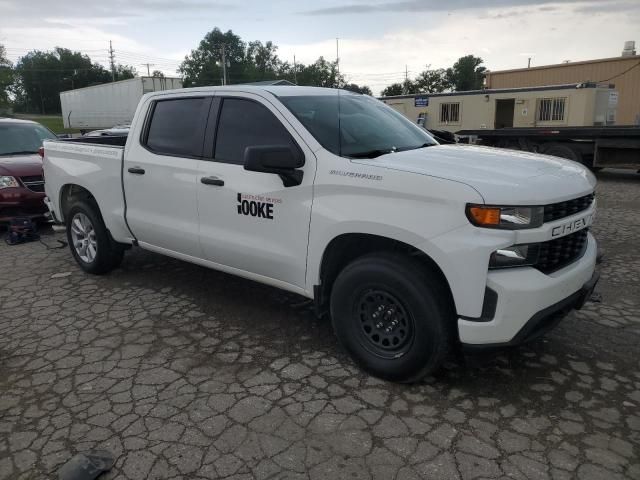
[1,1,637,91]
[281,2,638,94]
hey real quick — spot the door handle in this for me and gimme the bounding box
[128,167,145,175]
[201,176,225,186]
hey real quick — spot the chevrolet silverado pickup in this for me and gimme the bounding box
[42,86,599,382]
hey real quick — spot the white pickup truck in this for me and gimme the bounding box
[43,85,598,382]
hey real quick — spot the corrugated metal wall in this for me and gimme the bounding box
[485,56,640,125]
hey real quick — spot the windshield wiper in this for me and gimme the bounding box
[345,149,396,159]
[0,150,39,156]
[396,143,435,152]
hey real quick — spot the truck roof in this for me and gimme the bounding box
[0,117,40,125]
[143,85,358,100]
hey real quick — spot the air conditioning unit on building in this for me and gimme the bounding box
[622,40,636,57]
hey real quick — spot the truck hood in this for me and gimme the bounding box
[353,144,596,204]
[0,154,43,177]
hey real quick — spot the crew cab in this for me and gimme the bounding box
[0,118,56,223]
[42,86,598,382]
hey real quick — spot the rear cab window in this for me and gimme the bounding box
[143,97,212,158]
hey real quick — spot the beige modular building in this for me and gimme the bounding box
[485,53,640,126]
[380,83,618,134]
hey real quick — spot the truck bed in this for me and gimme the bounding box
[456,126,640,170]
[457,126,640,139]
[42,138,133,243]
[61,135,128,147]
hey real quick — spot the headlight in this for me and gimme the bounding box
[489,244,540,269]
[466,204,544,229]
[0,176,19,189]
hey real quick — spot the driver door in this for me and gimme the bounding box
[196,92,316,291]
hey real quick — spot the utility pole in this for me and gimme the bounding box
[221,44,227,86]
[109,40,116,81]
[527,57,531,68]
[141,63,155,76]
[336,38,340,83]
[38,83,45,114]
[293,54,297,84]
[404,64,409,93]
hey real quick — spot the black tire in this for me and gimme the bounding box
[543,143,583,163]
[330,252,454,383]
[65,200,124,274]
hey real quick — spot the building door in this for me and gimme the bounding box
[494,99,515,129]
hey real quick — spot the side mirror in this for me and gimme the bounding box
[244,145,305,187]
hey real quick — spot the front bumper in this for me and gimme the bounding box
[458,232,598,346]
[0,188,48,223]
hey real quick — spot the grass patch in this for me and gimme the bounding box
[12,114,81,134]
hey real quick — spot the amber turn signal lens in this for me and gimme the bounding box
[468,206,501,226]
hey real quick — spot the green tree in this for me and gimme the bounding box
[0,44,12,108]
[180,28,347,88]
[179,28,248,86]
[245,40,280,80]
[295,57,344,88]
[115,64,136,80]
[414,66,450,93]
[11,48,134,113]
[342,83,372,95]
[12,48,113,113]
[380,80,419,96]
[151,70,165,78]
[446,55,486,91]
[380,83,403,96]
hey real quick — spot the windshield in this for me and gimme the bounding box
[0,123,57,155]
[279,93,437,158]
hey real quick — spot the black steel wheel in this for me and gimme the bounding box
[330,252,454,383]
[356,289,415,358]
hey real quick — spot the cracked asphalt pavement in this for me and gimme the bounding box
[1,170,639,480]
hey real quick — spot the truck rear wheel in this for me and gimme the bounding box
[543,143,582,162]
[330,253,454,383]
[66,200,124,275]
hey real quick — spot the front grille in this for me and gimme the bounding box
[20,175,45,193]
[535,229,589,274]
[544,193,594,223]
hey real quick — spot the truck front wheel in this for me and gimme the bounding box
[330,253,454,383]
[66,200,124,275]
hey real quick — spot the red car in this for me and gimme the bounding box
[0,118,57,224]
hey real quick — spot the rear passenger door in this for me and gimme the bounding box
[124,95,212,257]
[197,92,316,290]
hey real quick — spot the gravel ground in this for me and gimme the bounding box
[0,170,638,480]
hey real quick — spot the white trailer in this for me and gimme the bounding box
[60,77,182,131]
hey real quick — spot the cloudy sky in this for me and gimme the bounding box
[1,0,638,94]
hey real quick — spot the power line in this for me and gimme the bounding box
[141,63,156,76]
[597,60,640,83]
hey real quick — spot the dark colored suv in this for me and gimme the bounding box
[0,118,57,223]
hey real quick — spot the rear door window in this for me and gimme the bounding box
[144,97,211,157]
[214,98,297,165]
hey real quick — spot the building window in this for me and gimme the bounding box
[417,112,426,126]
[440,103,460,123]
[538,97,566,122]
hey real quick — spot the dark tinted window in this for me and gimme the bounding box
[214,98,296,164]
[145,97,210,157]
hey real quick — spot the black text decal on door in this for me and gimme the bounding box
[237,193,281,220]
